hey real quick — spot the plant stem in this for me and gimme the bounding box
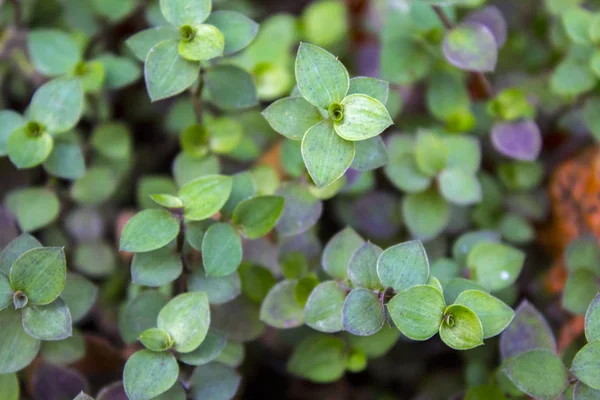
[9,0,22,28]
[191,74,204,124]
[432,5,494,99]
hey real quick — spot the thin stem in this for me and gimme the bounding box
[9,0,22,28]
[432,5,494,99]
[191,74,204,124]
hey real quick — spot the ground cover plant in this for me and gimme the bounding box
[0,0,600,399]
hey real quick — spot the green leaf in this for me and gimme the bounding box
[563,7,593,43]
[348,242,383,290]
[438,168,482,205]
[29,77,84,134]
[504,349,568,399]
[207,117,243,154]
[70,167,118,205]
[202,223,242,277]
[586,294,600,342]
[377,239,429,293]
[295,43,349,109]
[260,280,305,328]
[415,131,448,177]
[220,172,256,218]
[139,176,179,209]
[206,11,259,55]
[5,187,60,232]
[572,340,600,390]
[10,247,66,306]
[132,247,183,287]
[178,24,224,61]
[342,288,384,336]
[204,65,258,110]
[172,153,220,187]
[384,155,431,193]
[304,281,345,333]
[0,234,42,275]
[7,124,53,169]
[211,296,265,342]
[444,135,481,173]
[467,242,525,292]
[0,273,13,311]
[150,194,184,209]
[0,373,19,400]
[551,61,595,96]
[301,0,348,47]
[452,230,500,266]
[0,307,40,373]
[159,0,211,27]
[22,297,72,340]
[455,290,514,339]
[157,292,210,353]
[91,0,136,21]
[126,27,179,61]
[443,23,497,72]
[43,142,86,180]
[40,328,85,365]
[262,96,323,140]
[96,54,141,89]
[565,235,600,274]
[575,381,600,400]
[179,175,233,221]
[439,304,484,350]
[78,60,106,93]
[563,270,600,315]
[301,120,355,188]
[189,363,241,400]
[27,29,80,76]
[119,291,168,344]
[73,241,116,278]
[188,269,241,305]
[139,327,174,352]
[287,334,347,383]
[387,285,446,341]
[347,77,389,104]
[232,196,284,239]
[0,110,26,156]
[120,209,180,252]
[145,40,200,102]
[322,227,363,280]
[73,393,94,400]
[426,69,470,122]
[276,182,323,237]
[176,331,227,366]
[91,122,132,160]
[124,350,179,400]
[334,94,393,141]
[351,136,389,171]
[60,273,97,323]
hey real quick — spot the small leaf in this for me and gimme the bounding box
[491,120,542,161]
[439,304,484,350]
[301,0,348,47]
[159,0,211,27]
[342,288,384,336]
[402,189,451,240]
[504,349,568,399]
[189,363,241,400]
[40,329,85,365]
[70,167,118,205]
[157,292,210,353]
[119,291,168,344]
[452,230,500,266]
[73,393,94,400]
[221,171,256,218]
[150,194,184,209]
[43,142,86,180]
[211,296,265,342]
[348,242,383,290]
[96,54,141,89]
[139,327,173,352]
[438,168,482,206]
[302,119,355,188]
[123,350,179,400]
[563,270,600,315]
[571,340,600,390]
[178,175,233,221]
[131,247,183,287]
[73,241,116,278]
[455,290,514,338]
[563,7,593,44]
[464,6,508,47]
[91,122,132,160]
[60,273,97,323]
[0,110,26,156]
[276,183,323,237]
[22,298,72,341]
[176,331,227,366]
[232,196,284,239]
[322,227,363,280]
[387,285,445,341]
[0,233,42,275]
[565,235,600,274]
[206,11,259,54]
[287,334,347,383]
[304,281,345,333]
[7,125,53,169]
[334,94,393,141]
[444,135,482,173]
[145,40,200,102]
[260,280,305,328]
[384,155,431,193]
[10,247,66,306]
[347,77,389,104]
[585,294,600,342]
[0,373,19,400]
[551,61,596,96]
[467,242,525,292]
[29,77,83,134]
[0,307,40,373]
[443,22,498,72]
[204,65,258,110]
[188,268,241,305]
[377,240,429,292]
[351,136,389,172]
[0,273,13,311]
[27,29,80,76]
[178,24,224,61]
[119,209,180,253]
[500,300,556,360]
[415,131,448,177]
[5,188,60,232]
[202,223,242,277]
[125,27,179,61]
[575,381,600,400]
[262,96,323,140]
[295,43,349,109]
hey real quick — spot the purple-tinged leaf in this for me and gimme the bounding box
[500,300,556,361]
[32,363,88,400]
[350,192,402,240]
[443,22,498,72]
[344,168,361,185]
[97,381,128,400]
[464,6,508,47]
[491,120,542,161]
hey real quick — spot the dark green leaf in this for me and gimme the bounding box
[131,247,183,286]
[206,11,259,54]
[119,209,180,253]
[0,307,40,373]
[202,223,242,276]
[204,65,258,110]
[232,196,284,239]
[287,334,347,383]
[189,363,241,400]
[504,349,568,399]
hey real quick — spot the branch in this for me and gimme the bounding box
[432,5,494,99]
